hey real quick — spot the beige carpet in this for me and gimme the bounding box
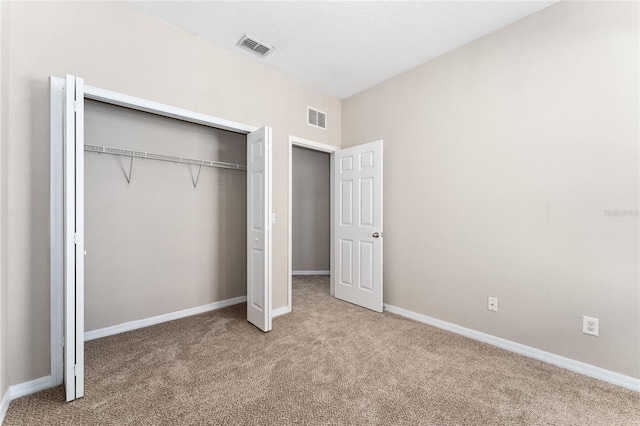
[5,276,639,425]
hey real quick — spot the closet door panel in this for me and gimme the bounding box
[247,127,272,331]
[63,74,85,401]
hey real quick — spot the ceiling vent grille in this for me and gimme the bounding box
[307,107,327,130]
[237,35,274,58]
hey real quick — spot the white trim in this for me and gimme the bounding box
[289,136,337,153]
[85,296,247,341]
[1,375,54,421]
[292,270,330,276]
[74,75,86,399]
[9,376,52,400]
[49,77,65,387]
[271,306,292,318]
[288,136,338,314]
[384,303,640,392]
[329,152,335,297]
[84,85,258,134]
[0,389,10,425]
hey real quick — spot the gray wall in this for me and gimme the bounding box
[292,147,330,272]
[342,1,639,378]
[85,101,247,331]
[3,1,341,387]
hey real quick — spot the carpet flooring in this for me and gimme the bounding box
[4,276,639,425]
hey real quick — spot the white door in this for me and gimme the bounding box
[247,127,272,331]
[63,74,85,401]
[333,140,383,312]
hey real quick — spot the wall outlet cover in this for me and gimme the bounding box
[488,296,498,312]
[583,316,599,336]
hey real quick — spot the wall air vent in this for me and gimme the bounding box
[237,35,274,58]
[307,107,327,130]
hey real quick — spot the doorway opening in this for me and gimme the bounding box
[51,75,272,402]
[287,137,338,313]
[291,145,330,301]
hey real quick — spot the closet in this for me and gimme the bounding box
[50,75,273,402]
[84,100,247,334]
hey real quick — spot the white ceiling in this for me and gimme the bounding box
[126,1,558,99]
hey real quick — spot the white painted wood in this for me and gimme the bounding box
[0,387,10,425]
[63,75,77,402]
[329,152,335,297]
[289,136,338,153]
[85,296,247,341]
[384,303,640,393]
[84,85,257,134]
[288,136,338,314]
[49,77,65,388]
[8,376,53,400]
[292,270,330,276]
[333,141,383,312]
[271,306,292,318]
[247,127,272,332]
[63,75,86,401]
[74,76,86,400]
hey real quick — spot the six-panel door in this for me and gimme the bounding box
[334,140,383,312]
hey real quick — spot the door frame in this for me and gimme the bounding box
[286,136,338,314]
[50,76,262,388]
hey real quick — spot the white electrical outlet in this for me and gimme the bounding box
[488,297,498,312]
[583,316,599,336]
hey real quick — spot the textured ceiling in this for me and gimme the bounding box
[125,1,558,99]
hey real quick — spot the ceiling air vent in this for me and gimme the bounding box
[237,35,274,58]
[307,107,327,130]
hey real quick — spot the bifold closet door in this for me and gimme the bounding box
[247,127,272,332]
[64,74,85,401]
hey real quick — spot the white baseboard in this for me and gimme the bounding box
[383,304,640,392]
[85,296,247,341]
[9,375,52,401]
[292,270,330,276]
[1,376,54,422]
[0,387,10,425]
[271,305,292,318]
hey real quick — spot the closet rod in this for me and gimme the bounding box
[84,144,247,171]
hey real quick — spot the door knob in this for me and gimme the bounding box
[372,232,380,238]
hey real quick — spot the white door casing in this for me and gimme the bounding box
[64,74,85,401]
[247,127,272,331]
[333,140,384,312]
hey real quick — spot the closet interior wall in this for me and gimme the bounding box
[85,100,247,332]
[292,147,330,273]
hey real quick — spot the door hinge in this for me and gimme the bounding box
[73,233,79,244]
[73,364,78,376]
[74,100,80,112]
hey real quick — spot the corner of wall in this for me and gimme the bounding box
[0,0,11,414]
